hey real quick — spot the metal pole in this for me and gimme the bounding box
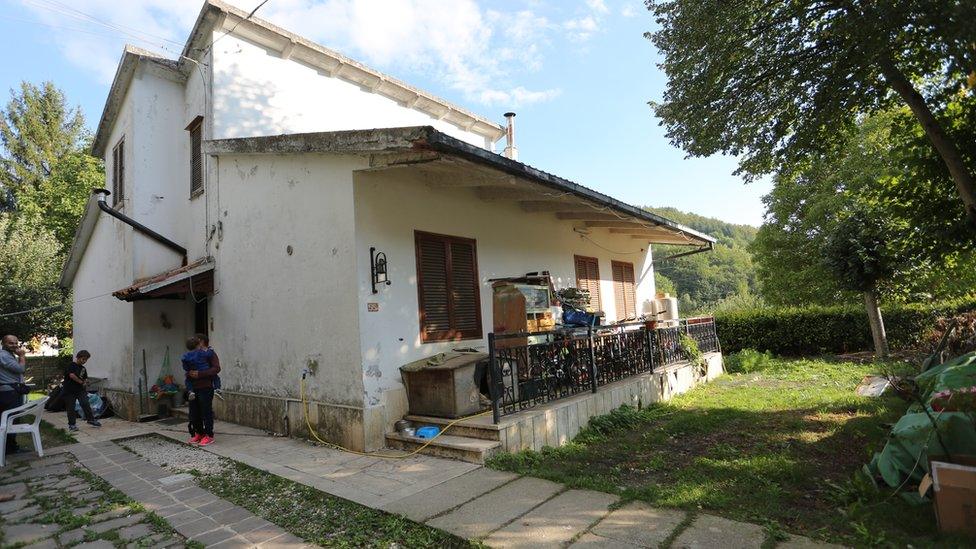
[587,327,598,393]
[487,332,501,424]
[644,324,655,372]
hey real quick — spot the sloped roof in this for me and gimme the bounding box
[91,0,505,157]
[205,126,717,247]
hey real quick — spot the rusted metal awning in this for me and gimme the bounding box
[113,258,214,302]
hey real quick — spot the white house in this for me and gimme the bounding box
[60,0,716,452]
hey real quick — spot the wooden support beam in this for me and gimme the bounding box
[367,151,440,169]
[584,220,647,228]
[630,234,697,245]
[608,227,669,235]
[555,212,622,220]
[519,201,592,212]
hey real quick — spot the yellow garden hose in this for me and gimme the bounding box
[299,376,491,459]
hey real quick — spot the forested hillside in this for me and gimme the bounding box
[645,206,758,314]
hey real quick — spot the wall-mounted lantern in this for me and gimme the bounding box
[370,247,391,294]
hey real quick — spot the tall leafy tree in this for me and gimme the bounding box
[752,104,976,308]
[647,0,976,223]
[823,211,895,357]
[0,81,87,211]
[0,214,70,339]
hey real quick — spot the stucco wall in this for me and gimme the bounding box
[208,153,365,408]
[352,168,658,440]
[211,34,491,149]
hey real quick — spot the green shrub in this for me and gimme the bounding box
[714,297,976,355]
[725,349,775,373]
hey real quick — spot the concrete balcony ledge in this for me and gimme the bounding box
[404,352,724,455]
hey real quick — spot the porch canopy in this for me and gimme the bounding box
[204,126,716,248]
[113,258,215,302]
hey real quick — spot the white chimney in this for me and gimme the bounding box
[503,112,518,160]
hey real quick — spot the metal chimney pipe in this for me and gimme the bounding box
[503,112,518,161]
[92,188,188,261]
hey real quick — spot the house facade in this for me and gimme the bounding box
[61,0,715,451]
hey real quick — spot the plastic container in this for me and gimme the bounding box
[416,426,440,439]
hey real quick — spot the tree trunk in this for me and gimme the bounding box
[878,57,976,226]
[863,290,889,358]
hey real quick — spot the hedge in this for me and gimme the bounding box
[714,298,976,356]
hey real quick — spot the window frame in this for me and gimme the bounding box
[574,254,602,312]
[111,137,125,208]
[186,115,204,198]
[414,230,483,343]
[611,260,637,320]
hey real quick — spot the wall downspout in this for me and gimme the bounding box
[92,188,188,264]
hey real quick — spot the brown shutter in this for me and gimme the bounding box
[574,255,601,312]
[112,138,124,207]
[612,260,637,319]
[188,117,203,195]
[416,231,482,342]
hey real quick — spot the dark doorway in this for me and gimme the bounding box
[194,298,208,336]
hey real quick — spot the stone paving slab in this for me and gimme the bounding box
[570,532,641,548]
[590,500,687,548]
[672,514,766,549]
[484,489,620,548]
[380,467,519,522]
[779,534,849,548]
[427,476,564,539]
[69,441,310,548]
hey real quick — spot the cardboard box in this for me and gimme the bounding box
[931,458,976,537]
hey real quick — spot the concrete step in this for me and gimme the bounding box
[170,406,189,419]
[385,432,502,464]
[403,414,501,441]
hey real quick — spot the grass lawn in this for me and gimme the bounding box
[488,352,970,547]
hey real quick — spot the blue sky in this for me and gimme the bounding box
[0,0,771,226]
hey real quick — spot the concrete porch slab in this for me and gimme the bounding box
[483,489,619,548]
[380,467,518,522]
[426,476,563,539]
[590,501,687,547]
[672,514,766,549]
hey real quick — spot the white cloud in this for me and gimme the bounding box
[586,0,609,14]
[564,16,599,41]
[18,0,562,108]
[621,4,639,18]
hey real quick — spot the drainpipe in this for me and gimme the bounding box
[93,188,188,264]
[502,112,518,160]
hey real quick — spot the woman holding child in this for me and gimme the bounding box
[183,333,220,446]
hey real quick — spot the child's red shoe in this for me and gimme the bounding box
[198,435,214,446]
[189,434,204,445]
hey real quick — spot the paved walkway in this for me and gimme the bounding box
[35,412,845,548]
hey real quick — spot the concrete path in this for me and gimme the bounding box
[37,412,845,548]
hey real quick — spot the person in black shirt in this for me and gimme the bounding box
[65,350,101,431]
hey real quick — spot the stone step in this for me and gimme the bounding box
[170,406,189,419]
[384,432,502,464]
[403,414,502,441]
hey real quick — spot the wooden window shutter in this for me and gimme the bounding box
[415,231,482,342]
[574,255,601,312]
[612,261,637,320]
[112,138,124,207]
[187,116,204,195]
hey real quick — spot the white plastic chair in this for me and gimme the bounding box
[0,396,49,467]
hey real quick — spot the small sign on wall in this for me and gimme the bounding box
[367,303,380,312]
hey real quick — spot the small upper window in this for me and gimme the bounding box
[187,116,204,196]
[111,138,124,207]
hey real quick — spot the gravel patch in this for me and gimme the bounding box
[120,437,228,475]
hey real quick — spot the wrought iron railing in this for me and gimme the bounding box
[486,318,720,423]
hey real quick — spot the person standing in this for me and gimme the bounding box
[0,335,27,455]
[64,350,101,431]
[186,334,220,446]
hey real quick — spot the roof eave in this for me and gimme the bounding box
[205,126,717,247]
